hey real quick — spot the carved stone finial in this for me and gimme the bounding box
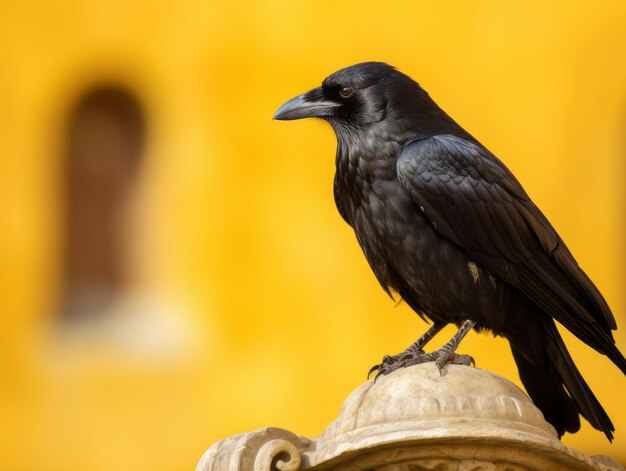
[197,363,625,471]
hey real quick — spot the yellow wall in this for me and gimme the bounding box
[1,1,626,469]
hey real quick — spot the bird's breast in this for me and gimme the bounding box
[333,144,401,225]
[334,150,428,292]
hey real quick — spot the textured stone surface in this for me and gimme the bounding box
[197,363,625,471]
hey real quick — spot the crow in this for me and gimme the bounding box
[273,61,626,441]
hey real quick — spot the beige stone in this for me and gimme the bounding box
[197,363,625,471]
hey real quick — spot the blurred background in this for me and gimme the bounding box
[1,1,625,469]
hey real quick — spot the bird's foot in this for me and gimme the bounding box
[406,345,475,376]
[369,345,474,380]
[368,348,424,379]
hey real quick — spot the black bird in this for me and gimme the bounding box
[273,62,626,441]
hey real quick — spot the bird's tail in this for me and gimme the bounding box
[600,330,626,377]
[510,324,614,441]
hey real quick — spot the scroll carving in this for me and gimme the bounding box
[196,427,310,471]
[254,438,301,471]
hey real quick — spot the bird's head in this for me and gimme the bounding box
[274,61,452,142]
[273,62,412,125]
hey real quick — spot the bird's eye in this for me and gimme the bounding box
[339,87,354,99]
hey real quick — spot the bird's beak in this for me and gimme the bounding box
[273,87,339,120]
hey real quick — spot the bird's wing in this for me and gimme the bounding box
[396,134,616,349]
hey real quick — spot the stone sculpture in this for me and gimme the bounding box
[197,363,624,471]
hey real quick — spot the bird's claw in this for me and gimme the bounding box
[429,347,475,376]
[368,349,427,380]
[367,364,379,378]
[368,354,398,380]
[368,347,475,379]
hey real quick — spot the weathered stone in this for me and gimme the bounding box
[197,363,625,471]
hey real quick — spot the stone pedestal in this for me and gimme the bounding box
[197,363,625,471]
